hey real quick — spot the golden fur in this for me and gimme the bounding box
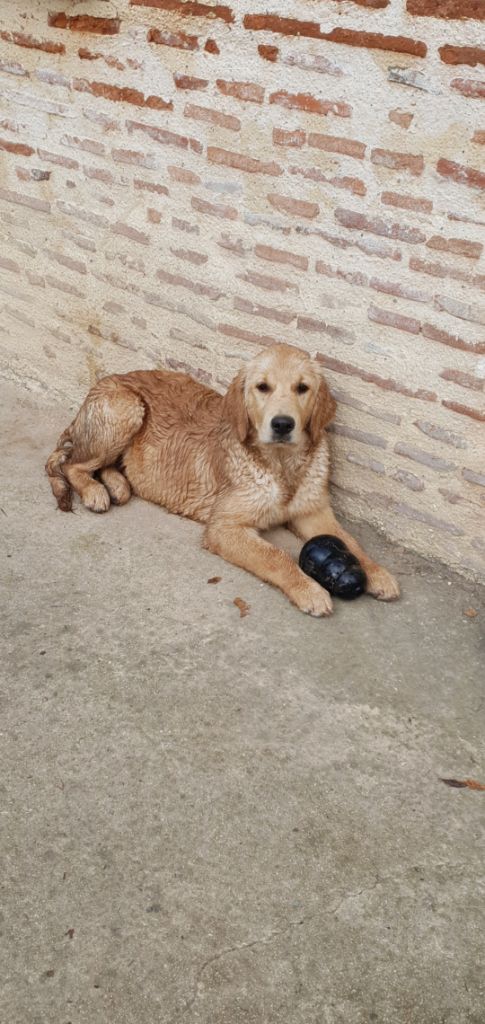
[46,343,399,616]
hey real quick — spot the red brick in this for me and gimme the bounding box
[290,166,366,196]
[158,267,222,300]
[16,166,40,182]
[46,249,87,275]
[83,109,119,132]
[391,469,424,492]
[394,442,455,472]
[297,315,354,342]
[0,187,50,213]
[258,44,278,62]
[170,247,208,265]
[434,293,485,325]
[282,52,343,77]
[273,127,306,148]
[440,368,484,391]
[328,424,387,448]
[61,133,105,155]
[78,48,125,70]
[437,158,485,190]
[0,138,34,156]
[84,165,114,183]
[237,269,299,294]
[204,39,219,54]
[36,68,71,86]
[168,165,200,185]
[147,27,199,50]
[127,119,202,154]
[0,256,20,273]
[172,216,200,233]
[244,16,423,55]
[451,78,485,98]
[48,13,120,33]
[216,79,264,104]
[381,191,432,214]
[316,353,437,401]
[218,322,279,347]
[269,90,351,118]
[130,0,234,22]
[335,207,425,244]
[426,235,482,259]
[217,233,249,255]
[174,73,208,91]
[243,14,324,38]
[0,58,28,77]
[111,222,150,245]
[191,195,238,219]
[321,29,426,57]
[0,29,65,54]
[37,148,79,169]
[112,147,157,168]
[473,130,485,144]
[389,109,414,128]
[423,321,485,354]
[442,401,485,422]
[147,208,162,224]
[303,225,402,261]
[134,178,169,195]
[308,132,365,158]
[463,469,485,486]
[268,194,319,219]
[409,256,485,290]
[45,274,85,298]
[370,277,429,303]
[208,146,282,176]
[255,243,308,270]
[368,304,421,335]
[371,148,424,176]
[316,260,368,287]
[234,296,295,324]
[185,103,240,131]
[407,0,485,17]
[0,118,21,133]
[439,45,485,66]
[73,79,173,110]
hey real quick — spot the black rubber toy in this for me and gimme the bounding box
[299,534,367,600]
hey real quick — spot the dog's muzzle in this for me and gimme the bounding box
[270,415,295,442]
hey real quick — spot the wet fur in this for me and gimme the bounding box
[46,344,399,615]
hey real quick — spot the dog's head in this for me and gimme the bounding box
[223,344,336,447]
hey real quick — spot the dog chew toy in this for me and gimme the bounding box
[299,535,367,600]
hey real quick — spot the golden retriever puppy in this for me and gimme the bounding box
[46,343,399,616]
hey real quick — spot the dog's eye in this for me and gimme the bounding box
[297,383,309,394]
[256,382,270,393]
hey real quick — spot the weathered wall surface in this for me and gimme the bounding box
[0,0,484,578]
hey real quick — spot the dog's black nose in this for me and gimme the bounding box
[271,415,295,438]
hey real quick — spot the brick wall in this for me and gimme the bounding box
[0,0,484,580]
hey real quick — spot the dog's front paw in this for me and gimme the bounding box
[291,577,333,617]
[366,565,400,601]
[83,481,110,514]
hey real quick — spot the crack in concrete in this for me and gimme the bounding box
[174,878,387,1020]
[174,914,316,1020]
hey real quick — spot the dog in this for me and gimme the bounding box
[46,343,399,616]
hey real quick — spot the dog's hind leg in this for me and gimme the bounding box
[61,379,145,513]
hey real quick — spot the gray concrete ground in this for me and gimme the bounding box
[1,379,484,1024]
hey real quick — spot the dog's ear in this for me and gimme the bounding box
[309,375,336,444]
[222,370,249,443]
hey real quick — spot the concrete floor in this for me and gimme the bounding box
[1,379,484,1024]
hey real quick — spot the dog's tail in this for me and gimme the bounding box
[45,426,74,512]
